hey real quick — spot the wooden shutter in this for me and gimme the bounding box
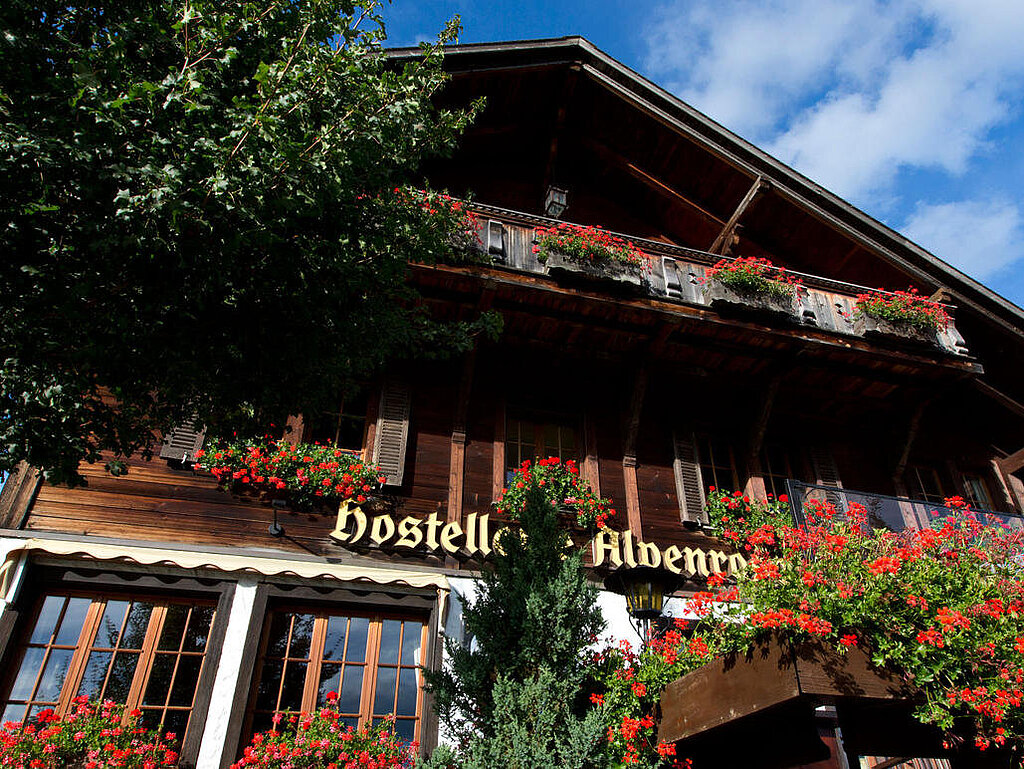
[673,432,708,525]
[372,381,411,487]
[158,419,206,463]
[809,445,844,510]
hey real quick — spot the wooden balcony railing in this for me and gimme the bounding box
[784,480,1023,532]
[469,203,971,357]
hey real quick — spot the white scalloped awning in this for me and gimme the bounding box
[0,536,449,593]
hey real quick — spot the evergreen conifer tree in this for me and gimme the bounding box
[424,479,606,768]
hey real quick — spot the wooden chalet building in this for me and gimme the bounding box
[2,36,1024,768]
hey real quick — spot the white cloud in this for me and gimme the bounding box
[902,199,1024,280]
[643,0,1024,202]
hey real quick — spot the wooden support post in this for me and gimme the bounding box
[492,400,506,503]
[446,352,476,569]
[541,65,580,204]
[892,399,930,490]
[0,462,42,530]
[743,370,782,500]
[622,366,648,536]
[709,176,770,254]
[283,415,304,445]
[582,413,601,498]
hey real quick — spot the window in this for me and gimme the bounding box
[760,444,794,499]
[307,391,370,451]
[247,608,427,744]
[908,466,948,504]
[696,435,740,493]
[961,472,994,510]
[1,593,216,741]
[505,415,578,481]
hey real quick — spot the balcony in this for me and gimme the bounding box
[471,203,971,357]
[785,480,1024,533]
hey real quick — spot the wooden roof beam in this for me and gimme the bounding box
[709,176,771,254]
[541,65,580,206]
[580,137,726,232]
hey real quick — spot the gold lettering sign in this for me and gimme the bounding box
[329,503,747,580]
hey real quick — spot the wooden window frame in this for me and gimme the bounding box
[244,605,430,746]
[695,434,741,493]
[1,590,219,741]
[503,410,582,480]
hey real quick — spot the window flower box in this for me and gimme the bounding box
[701,257,802,322]
[853,313,942,346]
[853,288,950,347]
[534,223,650,293]
[197,437,386,512]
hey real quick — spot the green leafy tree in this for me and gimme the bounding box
[0,1,495,485]
[425,480,607,768]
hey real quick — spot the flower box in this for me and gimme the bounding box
[543,250,647,293]
[658,635,1013,769]
[854,313,941,347]
[703,280,799,322]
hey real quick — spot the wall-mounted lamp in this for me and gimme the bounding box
[604,565,684,643]
[544,186,568,218]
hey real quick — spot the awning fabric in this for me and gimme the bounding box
[0,535,449,593]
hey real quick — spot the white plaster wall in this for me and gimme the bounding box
[196,577,260,769]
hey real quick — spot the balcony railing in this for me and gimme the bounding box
[469,203,971,357]
[785,480,1024,533]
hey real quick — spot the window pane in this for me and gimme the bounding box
[9,646,47,700]
[29,596,65,645]
[121,603,154,650]
[346,617,369,663]
[288,615,315,660]
[279,662,307,712]
[395,718,416,744]
[396,669,418,716]
[36,649,74,701]
[95,601,130,648]
[183,607,215,653]
[379,620,402,665]
[316,662,342,705]
[322,616,348,661]
[0,703,26,726]
[265,613,292,658]
[143,655,176,706]
[54,598,91,646]
[158,605,189,651]
[77,651,114,700]
[162,709,190,740]
[105,652,140,702]
[400,625,420,666]
[373,666,397,714]
[255,661,284,711]
[339,666,363,714]
[169,656,203,707]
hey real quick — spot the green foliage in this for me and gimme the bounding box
[0,1,494,485]
[424,479,605,764]
[461,671,607,769]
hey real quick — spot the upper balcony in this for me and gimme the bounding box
[786,480,1024,533]
[466,202,971,359]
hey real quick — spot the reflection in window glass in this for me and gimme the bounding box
[248,610,426,746]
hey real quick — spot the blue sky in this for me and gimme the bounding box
[384,0,1024,310]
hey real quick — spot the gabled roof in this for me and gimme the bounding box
[390,36,1024,336]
